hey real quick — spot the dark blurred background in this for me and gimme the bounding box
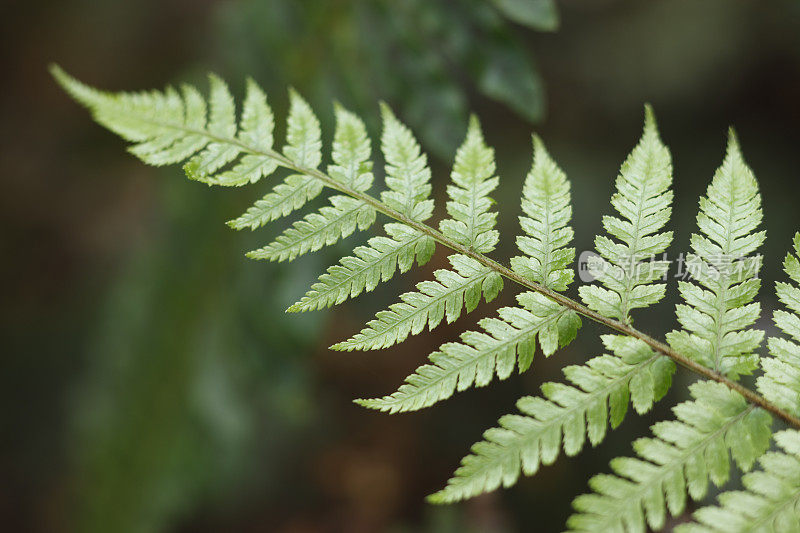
[3,0,800,531]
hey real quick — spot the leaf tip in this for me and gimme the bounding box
[642,103,659,138]
[378,100,396,122]
[466,114,483,138]
[353,398,379,410]
[726,126,741,152]
[426,491,447,505]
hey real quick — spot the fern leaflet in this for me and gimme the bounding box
[511,135,575,290]
[758,232,800,418]
[333,117,502,350]
[287,104,436,311]
[677,429,800,533]
[356,291,580,413]
[666,131,765,379]
[438,115,500,253]
[579,105,673,324]
[568,381,772,533]
[332,254,502,351]
[247,105,377,262]
[429,335,674,503]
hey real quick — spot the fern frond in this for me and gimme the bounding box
[677,429,800,533]
[666,131,765,379]
[53,67,350,236]
[579,106,673,324]
[356,291,581,413]
[758,232,800,418]
[331,254,502,351]
[246,105,377,262]
[568,381,772,533]
[433,127,676,504]
[287,106,436,310]
[332,119,502,350]
[53,67,278,182]
[357,136,580,410]
[511,135,575,291]
[428,335,675,503]
[56,69,800,526]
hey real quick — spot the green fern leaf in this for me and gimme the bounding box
[428,335,674,503]
[579,106,673,324]
[282,88,323,168]
[379,103,434,221]
[511,135,575,291]
[438,115,500,253]
[356,291,581,413]
[186,78,278,186]
[246,106,377,262]
[666,131,765,379]
[246,195,377,262]
[56,69,799,529]
[357,136,580,410]
[286,223,435,312]
[677,429,800,533]
[327,104,374,190]
[52,67,334,200]
[332,254,502,351]
[758,232,800,418]
[568,381,772,533]
[227,175,323,230]
[433,127,675,504]
[287,106,435,310]
[332,119,502,350]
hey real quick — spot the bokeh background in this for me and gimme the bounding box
[4,0,800,531]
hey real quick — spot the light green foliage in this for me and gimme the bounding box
[287,224,435,312]
[429,335,674,503]
[333,119,501,350]
[327,104,375,190]
[227,175,323,230]
[247,106,377,262]
[666,132,765,379]
[356,291,580,413]
[332,254,502,351]
[52,67,279,184]
[55,68,800,532]
[51,66,327,236]
[435,128,676,505]
[439,116,500,253]
[511,135,575,291]
[568,381,772,533]
[246,196,377,262]
[579,106,673,324]
[379,103,434,221]
[677,429,800,533]
[357,136,579,411]
[758,233,800,418]
[288,105,436,310]
[226,91,325,229]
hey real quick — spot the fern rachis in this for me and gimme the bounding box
[54,66,800,532]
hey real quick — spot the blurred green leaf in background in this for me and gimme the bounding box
[215,0,552,156]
